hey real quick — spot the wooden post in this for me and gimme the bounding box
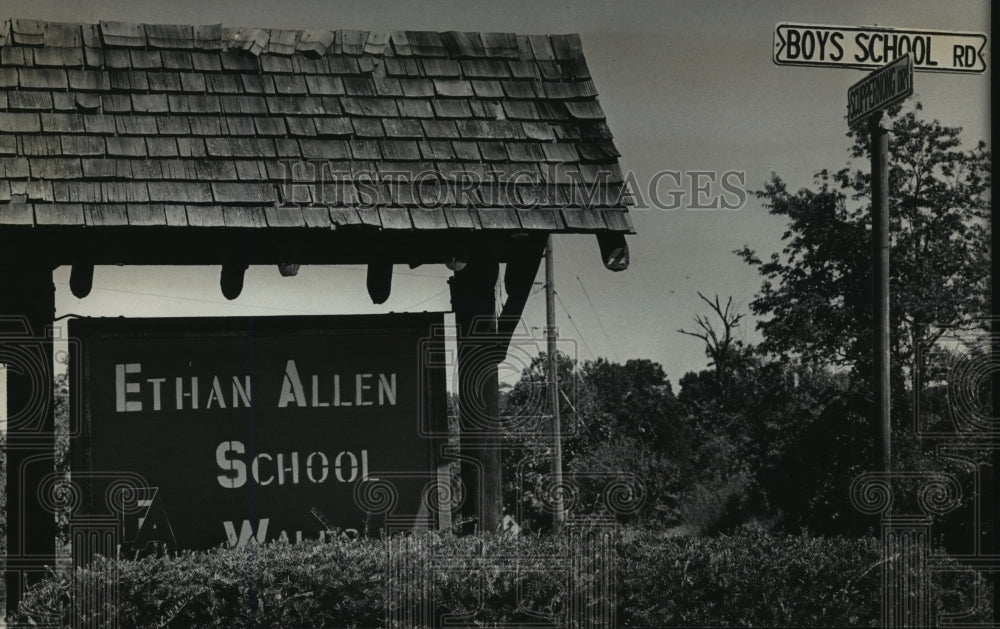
[1,266,57,615]
[870,113,891,472]
[449,260,503,534]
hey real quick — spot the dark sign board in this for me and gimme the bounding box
[847,53,914,128]
[70,313,447,551]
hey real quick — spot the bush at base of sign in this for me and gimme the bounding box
[12,529,990,627]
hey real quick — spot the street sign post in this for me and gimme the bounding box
[846,55,915,473]
[775,23,987,73]
[847,53,914,128]
[869,113,891,474]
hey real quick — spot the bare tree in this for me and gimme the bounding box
[678,293,745,404]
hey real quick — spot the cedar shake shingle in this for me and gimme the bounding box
[0,19,629,234]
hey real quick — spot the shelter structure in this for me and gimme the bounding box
[0,18,632,610]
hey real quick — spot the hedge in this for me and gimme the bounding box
[13,530,990,628]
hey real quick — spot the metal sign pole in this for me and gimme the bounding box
[870,113,891,472]
[848,55,910,473]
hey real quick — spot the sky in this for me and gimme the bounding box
[8,0,990,385]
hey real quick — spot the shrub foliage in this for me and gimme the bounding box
[13,530,989,628]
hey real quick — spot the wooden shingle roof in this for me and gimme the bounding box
[0,19,632,237]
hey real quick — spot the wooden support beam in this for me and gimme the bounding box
[0,228,575,267]
[366,261,393,305]
[220,263,248,300]
[69,263,94,298]
[498,238,546,353]
[1,267,57,614]
[596,232,630,271]
[449,259,503,534]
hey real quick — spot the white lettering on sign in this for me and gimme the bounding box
[379,374,396,405]
[113,361,398,412]
[216,440,247,489]
[206,377,227,409]
[215,440,374,488]
[277,452,299,485]
[221,520,358,547]
[847,54,914,127]
[276,359,398,408]
[356,373,372,406]
[137,498,153,529]
[114,363,254,412]
[334,451,358,482]
[223,518,269,547]
[277,359,307,407]
[251,453,274,486]
[147,378,165,411]
[306,451,329,483]
[115,363,142,412]
[774,23,988,73]
[175,376,198,410]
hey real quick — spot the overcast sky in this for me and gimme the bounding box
[12,0,989,384]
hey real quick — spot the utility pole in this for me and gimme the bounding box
[545,236,566,531]
[871,112,891,472]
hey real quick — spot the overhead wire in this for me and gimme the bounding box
[576,274,621,362]
[53,281,323,314]
[554,289,597,362]
[399,287,451,311]
[555,237,622,362]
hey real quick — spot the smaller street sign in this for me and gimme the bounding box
[847,53,914,128]
[775,23,988,74]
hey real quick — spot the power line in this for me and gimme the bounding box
[306,265,452,280]
[554,289,598,361]
[547,292,606,442]
[575,275,621,362]
[53,282,324,314]
[556,238,622,362]
[399,287,451,311]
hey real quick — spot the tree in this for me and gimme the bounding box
[676,345,857,533]
[734,104,989,534]
[674,292,883,534]
[579,358,687,455]
[737,104,991,399]
[677,292,749,407]
[500,354,690,529]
